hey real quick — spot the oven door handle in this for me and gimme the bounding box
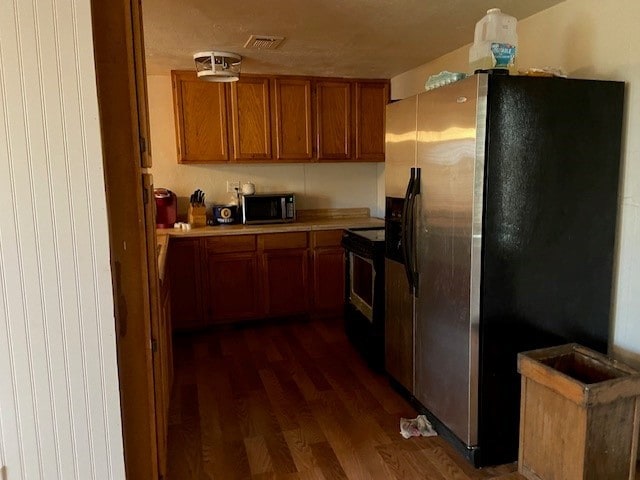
[401,169,415,292]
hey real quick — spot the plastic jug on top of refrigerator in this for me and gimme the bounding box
[469,8,518,73]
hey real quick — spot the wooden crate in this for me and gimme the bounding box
[517,343,640,480]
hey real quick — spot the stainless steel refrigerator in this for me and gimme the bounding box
[384,73,624,466]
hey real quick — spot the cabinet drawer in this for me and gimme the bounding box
[311,229,343,248]
[259,232,308,250]
[205,235,256,253]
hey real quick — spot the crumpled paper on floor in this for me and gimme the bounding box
[399,414,437,439]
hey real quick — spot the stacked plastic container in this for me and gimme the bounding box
[469,8,518,73]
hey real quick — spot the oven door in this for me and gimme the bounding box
[348,251,376,322]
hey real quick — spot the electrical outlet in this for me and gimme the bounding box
[226,180,240,193]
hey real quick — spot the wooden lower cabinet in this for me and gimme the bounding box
[202,235,260,323]
[310,230,345,315]
[260,232,309,317]
[262,250,309,316]
[168,238,203,329]
[206,252,261,322]
[168,230,346,329]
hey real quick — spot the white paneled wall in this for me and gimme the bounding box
[0,0,125,479]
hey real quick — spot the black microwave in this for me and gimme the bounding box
[241,193,296,224]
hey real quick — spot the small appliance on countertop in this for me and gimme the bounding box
[154,188,177,228]
[241,193,295,225]
[212,204,237,224]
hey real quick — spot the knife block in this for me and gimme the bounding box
[188,205,207,227]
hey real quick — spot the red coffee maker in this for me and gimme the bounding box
[154,188,177,228]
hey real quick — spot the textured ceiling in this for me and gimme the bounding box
[142,0,565,79]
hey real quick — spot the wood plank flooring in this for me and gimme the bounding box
[167,317,518,480]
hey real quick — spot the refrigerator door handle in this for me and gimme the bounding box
[408,167,421,294]
[401,169,415,290]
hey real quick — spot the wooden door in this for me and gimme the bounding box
[172,71,230,163]
[355,81,388,161]
[92,0,159,478]
[168,238,204,329]
[205,253,261,322]
[231,76,272,160]
[262,250,309,316]
[316,81,352,160]
[273,78,313,160]
[131,0,152,167]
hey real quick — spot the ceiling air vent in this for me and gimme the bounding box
[244,35,285,50]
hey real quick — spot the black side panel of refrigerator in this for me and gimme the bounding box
[478,75,624,466]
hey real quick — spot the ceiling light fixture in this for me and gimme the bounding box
[193,51,242,82]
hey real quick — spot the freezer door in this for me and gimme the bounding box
[385,97,417,198]
[414,75,487,446]
[384,258,415,393]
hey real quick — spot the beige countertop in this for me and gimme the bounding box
[157,216,384,238]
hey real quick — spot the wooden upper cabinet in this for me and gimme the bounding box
[316,81,352,161]
[171,72,387,164]
[230,76,272,160]
[273,78,313,160]
[172,71,229,163]
[355,81,389,161]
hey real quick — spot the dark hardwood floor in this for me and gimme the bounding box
[167,317,517,480]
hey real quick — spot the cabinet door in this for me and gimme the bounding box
[172,71,229,163]
[310,230,345,314]
[230,76,272,160]
[168,238,204,330]
[316,81,352,160]
[273,78,313,160]
[355,81,388,161]
[312,248,345,314]
[262,250,309,316]
[205,252,261,322]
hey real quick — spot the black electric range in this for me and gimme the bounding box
[341,227,385,370]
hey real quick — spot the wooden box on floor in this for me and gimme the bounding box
[517,343,640,480]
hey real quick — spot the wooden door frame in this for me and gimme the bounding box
[90,0,159,478]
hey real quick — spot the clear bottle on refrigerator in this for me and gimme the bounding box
[469,8,518,73]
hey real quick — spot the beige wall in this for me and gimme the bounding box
[391,0,640,364]
[147,75,383,217]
